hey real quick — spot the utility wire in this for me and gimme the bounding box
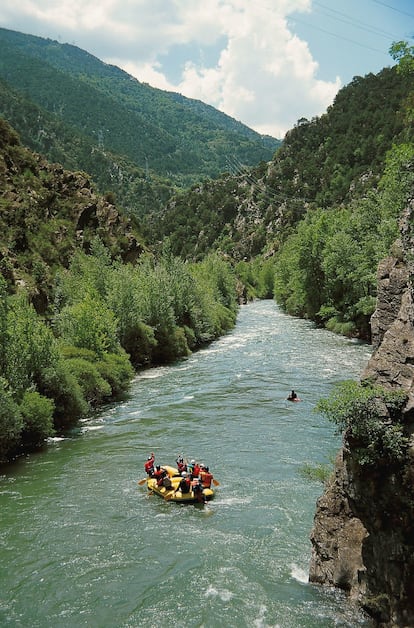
[314,1,403,40]
[290,15,390,56]
[372,0,414,20]
[225,156,313,206]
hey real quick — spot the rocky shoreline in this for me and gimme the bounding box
[309,201,414,627]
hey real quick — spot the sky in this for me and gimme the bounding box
[1,0,413,139]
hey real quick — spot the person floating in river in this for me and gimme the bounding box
[287,390,301,402]
[144,452,155,476]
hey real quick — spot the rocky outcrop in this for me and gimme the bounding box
[309,450,368,598]
[0,118,144,311]
[309,201,414,626]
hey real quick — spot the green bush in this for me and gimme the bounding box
[211,302,237,336]
[121,321,157,367]
[299,461,332,484]
[40,361,88,429]
[58,345,97,361]
[65,357,112,406]
[316,381,408,466]
[59,344,133,397]
[95,351,134,397]
[325,317,356,336]
[151,325,191,364]
[0,377,23,463]
[20,390,55,446]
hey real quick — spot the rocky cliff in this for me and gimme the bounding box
[309,201,414,627]
[0,118,143,312]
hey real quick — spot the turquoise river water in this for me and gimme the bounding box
[0,300,374,627]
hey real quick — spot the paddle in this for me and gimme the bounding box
[164,491,176,500]
[138,478,147,485]
[212,478,220,486]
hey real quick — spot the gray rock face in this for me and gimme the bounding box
[309,450,368,598]
[309,201,414,626]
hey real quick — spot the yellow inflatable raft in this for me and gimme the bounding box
[146,465,215,503]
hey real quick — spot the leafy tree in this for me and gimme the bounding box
[65,357,112,406]
[57,294,119,356]
[5,293,59,400]
[0,377,22,462]
[95,351,134,397]
[390,41,414,75]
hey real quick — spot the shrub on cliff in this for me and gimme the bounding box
[316,380,408,466]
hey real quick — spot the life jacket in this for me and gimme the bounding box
[153,468,165,486]
[192,463,201,477]
[200,470,213,488]
[177,461,186,473]
[144,457,154,474]
[179,477,191,493]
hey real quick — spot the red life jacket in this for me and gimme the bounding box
[144,456,154,474]
[153,468,165,485]
[193,463,201,477]
[200,471,213,488]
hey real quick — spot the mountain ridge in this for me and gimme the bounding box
[0,26,280,197]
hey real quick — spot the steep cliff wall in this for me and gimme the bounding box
[309,201,414,626]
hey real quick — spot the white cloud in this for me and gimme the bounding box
[170,1,341,137]
[0,0,342,138]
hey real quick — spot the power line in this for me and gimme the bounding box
[290,15,390,56]
[314,1,403,41]
[372,0,414,20]
[225,156,313,206]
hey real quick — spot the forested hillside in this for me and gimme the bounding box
[0,27,280,210]
[149,63,414,339]
[0,117,240,463]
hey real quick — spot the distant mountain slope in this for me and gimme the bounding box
[0,78,174,220]
[0,27,280,193]
[148,65,413,260]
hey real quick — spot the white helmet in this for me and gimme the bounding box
[181,471,187,477]
[191,459,195,464]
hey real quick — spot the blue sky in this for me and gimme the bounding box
[0,1,413,139]
[290,0,413,83]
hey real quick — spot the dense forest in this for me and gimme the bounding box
[1,30,414,463]
[0,26,280,212]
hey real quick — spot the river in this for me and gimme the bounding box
[0,300,373,627]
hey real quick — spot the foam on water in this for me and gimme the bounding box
[291,564,309,584]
